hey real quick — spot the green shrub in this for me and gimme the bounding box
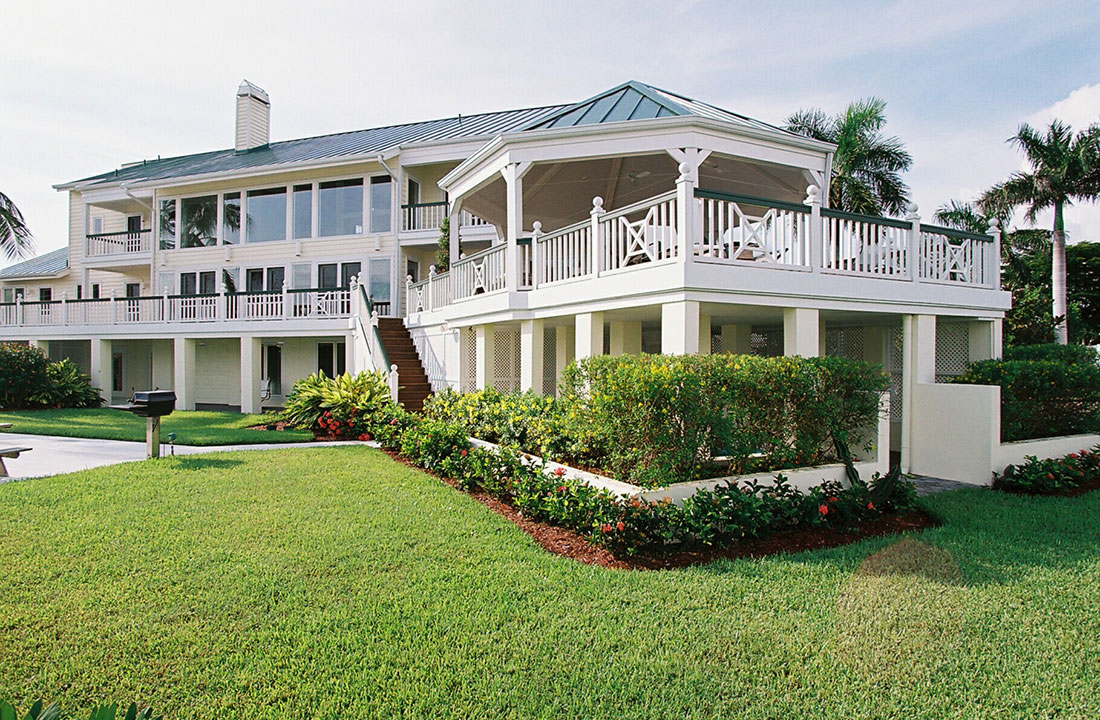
[1003,343,1098,365]
[29,359,102,409]
[561,354,887,487]
[0,700,160,720]
[0,342,49,410]
[994,446,1100,494]
[281,370,393,437]
[952,359,1100,441]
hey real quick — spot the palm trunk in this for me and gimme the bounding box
[1052,202,1068,344]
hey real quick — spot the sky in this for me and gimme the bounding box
[3,0,1100,269]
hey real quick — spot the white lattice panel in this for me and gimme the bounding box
[750,327,783,357]
[936,322,970,381]
[542,328,558,397]
[888,325,904,421]
[461,328,476,392]
[493,327,520,392]
[710,333,722,354]
[825,326,866,360]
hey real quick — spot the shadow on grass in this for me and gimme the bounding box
[156,456,246,472]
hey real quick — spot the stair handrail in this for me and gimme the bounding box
[357,282,398,402]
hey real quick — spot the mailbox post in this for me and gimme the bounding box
[110,391,177,459]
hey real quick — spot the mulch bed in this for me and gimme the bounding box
[997,475,1100,498]
[383,449,940,571]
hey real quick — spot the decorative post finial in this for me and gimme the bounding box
[591,196,604,213]
[805,185,821,206]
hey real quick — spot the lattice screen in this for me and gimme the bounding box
[750,327,784,357]
[492,327,521,392]
[825,326,866,360]
[887,326,904,421]
[461,328,476,392]
[710,333,722,354]
[542,328,558,397]
[935,322,970,381]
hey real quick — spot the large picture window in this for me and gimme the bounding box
[293,185,312,239]
[246,187,287,243]
[180,195,218,248]
[223,193,241,245]
[319,179,363,237]
[369,176,392,233]
[369,258,391,304]
[159,199,176,250]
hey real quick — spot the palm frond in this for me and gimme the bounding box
[0,191,34,260]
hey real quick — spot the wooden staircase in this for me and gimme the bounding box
[377,317,432,412]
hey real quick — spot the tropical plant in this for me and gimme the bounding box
[280,370,393,434]
[435,215,453,272]
[980,120,1100,344]
[0,342,49,410]
[785,98,912,216]
[0,190,34,260]
[0,700,160,720]
[29,358,103,409]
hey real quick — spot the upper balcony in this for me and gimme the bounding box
[399,202,496,244]
[84,228,152,264]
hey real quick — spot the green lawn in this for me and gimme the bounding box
[0,408,312,445]
[0,447,1097,719]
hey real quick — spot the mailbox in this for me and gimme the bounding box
[110,390,176,458]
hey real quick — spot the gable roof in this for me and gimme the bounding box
[0,247,69,279]
[523,81,798,137]
[61,104,569,190]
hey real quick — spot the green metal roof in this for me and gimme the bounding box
[0,247,69,279]
[523,81,799,137]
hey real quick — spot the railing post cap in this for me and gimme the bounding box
[591,196,604,212]
[677,161,691,178]
[805,185,821,204]
[390,364,398,372]
[429,265,437,276]
[532,220,542,232]
[110,289,117,298]
[986,218,1001,233]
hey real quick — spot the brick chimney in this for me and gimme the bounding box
[235,80,270,152]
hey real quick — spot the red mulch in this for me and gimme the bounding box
[382,449,939,571]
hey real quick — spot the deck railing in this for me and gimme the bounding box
[399,202,494,234]
[85,229,151,257]
[389,185,999,321]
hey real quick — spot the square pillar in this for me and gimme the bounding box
[698,313,712,355]
[901,314,936,472]
[661,300,700,355]
[968,320,1001,362]
[520,319,545,393]
[609,320,642,356]
[783,307,820,357]
[475,325,494,390]
[90,338,112,396]
[720,324,752,355]
[554,325,575,392]
[173,337,196,411]
[30,339,49,356]
[575,312,604,360]
[240,336,262,414]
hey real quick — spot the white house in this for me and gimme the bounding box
[1,80,1013,475]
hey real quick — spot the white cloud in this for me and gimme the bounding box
[1026,83,1100,130]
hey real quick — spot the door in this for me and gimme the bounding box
[112,353,124,397]
[263,344,282,396]
[266,266,285,291]
[368,258,391,315]
[127,216,143,251]
[125,282,141,322]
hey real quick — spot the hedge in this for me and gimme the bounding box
[1003,343,1099,366]
[952,358,1100,441]
[994,446,1100,494]
[0,343,102,410]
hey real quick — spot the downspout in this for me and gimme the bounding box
[376,154,401,318]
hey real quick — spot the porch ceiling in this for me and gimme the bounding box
[460,152,812,236]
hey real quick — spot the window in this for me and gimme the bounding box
[76,285,83,300]
[340,262,361,288]
[125,283,140,298]
[369,258,391,304]
[370,176,392,233]
[266,266,285,291]
[223,193,241,245]
[180,273,197,296]
[92,217,103,234]
[408,178,420,205]
[291,263,312,289]
[222,268,238,294]
[247,267,284,291]
[3,288,12,303]
[39,288,52,302]
[159,199,176,250]
[246,187,286,243]
[407,259,420,283]
[181,195,218,248]
[127,216,142,234]
[293,184,313,239]
[317,263,338,289]
[91,284,100,299]
[319,179,363,237]
[317,342,346,378]
[247,269,264,292]
[199,271,217,295]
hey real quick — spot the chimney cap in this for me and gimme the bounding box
[237,79,269,105]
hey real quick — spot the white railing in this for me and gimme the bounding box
[602,191,679,272]
[918,226,995,287]
[64,299,112,325]
[822,209,910,278]
[460,210,492,228]
[453,244,507,301]
[85,229,151,257]
[168,295,219,322]
[226,291,283,321]
[408,279,428,313]
[536,219,593,286]
[429,269,452,307]
[117,296,166,323]
[696,191,808,268]
[401,202,449,232]
[16,301,64,326]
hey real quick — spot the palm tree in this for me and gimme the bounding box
[934,199,1049,289]
[980,120,1100,344]
[785,98,913,216]
[0,190,34,260]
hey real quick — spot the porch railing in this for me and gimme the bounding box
[696,190,808,268]
[600,190,679,272]
[536,218,593,286]
[85,229,151,257]
[453,244,507,301]
[821,208,910,278]
[918,224,996,287]
[400,202,495,234]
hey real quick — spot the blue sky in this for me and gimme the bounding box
[3,0,1099,268]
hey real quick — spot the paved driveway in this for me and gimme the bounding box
[0,433,364,481]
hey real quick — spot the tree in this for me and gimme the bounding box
[0,190,34,260]
[785,98,913,216]
[980,120,1100,344]
[435,216,455,272]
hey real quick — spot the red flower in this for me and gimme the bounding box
[616,521,625,531]
[358,433,370,441]
[553,467,566,477]
[390,418,398,426]
[460,449,468,457]
[557,485,567,492]
[600,524,612,533]
[867,501,874,510]
[819,504,829,515]
[828,496,839,503]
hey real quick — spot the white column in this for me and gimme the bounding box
[554,325,574,393]
[968,320,1000,362]
[901,314,936,472]
[783,307,820,357]
[575,312,604,360]
[609,320,642,356]
[173,337,196,411]
[240,336,262,414]
[520,319,545,393]
[90,338,111,396]
[30,339,49,355]
[475,325,494,390]
[661,300,700,355]
[720,324,752,355]
[698,313,712,355]
[502,162,532,290]
[449,199,462,267]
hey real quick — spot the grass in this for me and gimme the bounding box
[0,447,1098,719]
[0,408,312,445]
